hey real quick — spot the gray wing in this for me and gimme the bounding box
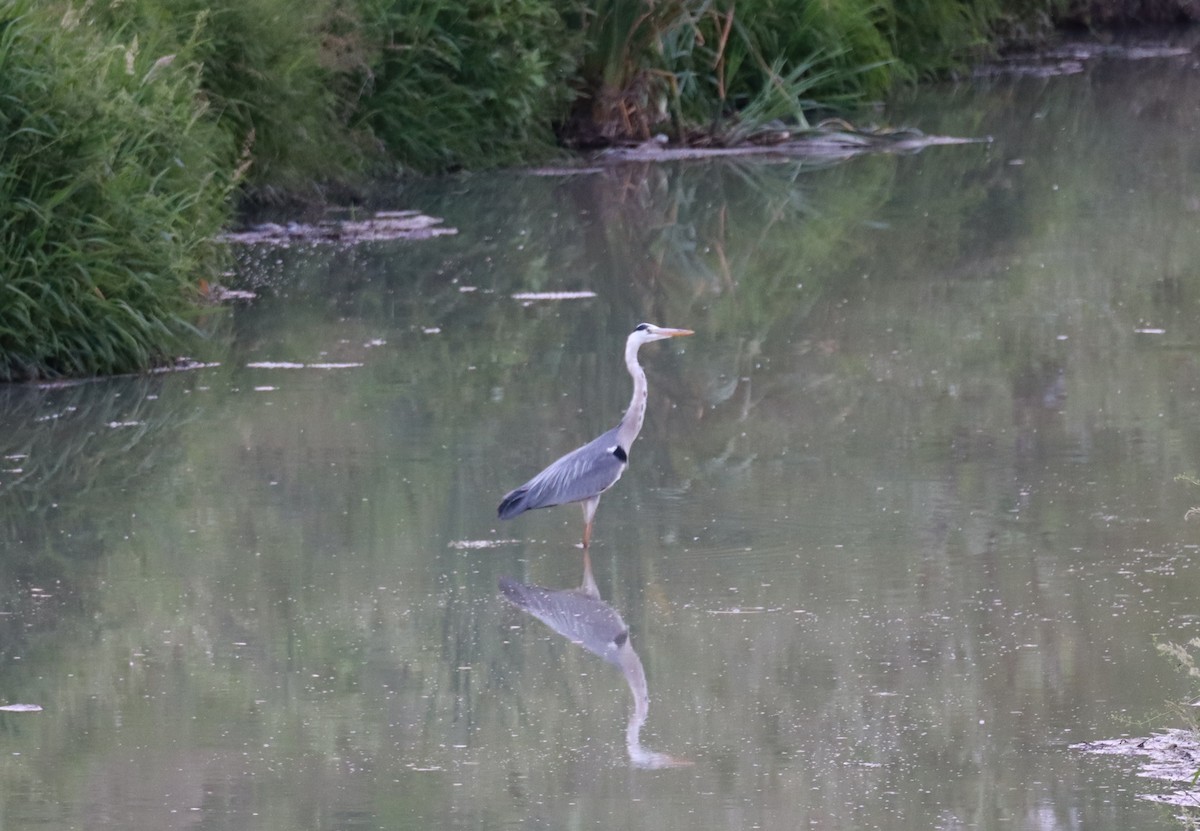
[499,577,629,666]
[498,427,627,519]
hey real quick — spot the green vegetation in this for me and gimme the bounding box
[564,0,978,145]
[81,0,377,193]
[1157,638,1200,812]
[0,0,1178,381]
[0,0,230,381]
[358,0,579,170]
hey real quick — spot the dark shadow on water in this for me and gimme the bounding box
[499,554,691,769]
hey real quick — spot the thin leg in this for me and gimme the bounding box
[579,548,599,598]
[580,495,600,549]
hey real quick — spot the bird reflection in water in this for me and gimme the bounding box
[499,559,691,769]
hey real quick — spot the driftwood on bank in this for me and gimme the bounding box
[593,128,985,163]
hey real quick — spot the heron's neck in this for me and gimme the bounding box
[615,336,648,450]
[620,646,650,753]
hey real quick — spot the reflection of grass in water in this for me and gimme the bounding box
[1156,638,1200,811]
[1178,475,1200,521]
[1157,476,1200,801]
[0,376,212,668]
[0,379,202,510]
[221,160,916,496]
[577,157,900,323]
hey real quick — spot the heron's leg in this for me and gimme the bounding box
[581,495,601,549]
[579,548,599,597]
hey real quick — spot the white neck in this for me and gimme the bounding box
[620,645,650,753]
[615,334,648,450]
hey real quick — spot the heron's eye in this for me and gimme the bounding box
[634,323,649,332]
[614,631,628,646]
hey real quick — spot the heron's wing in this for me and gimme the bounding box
[499,577,628,665]
[498,429,627,518]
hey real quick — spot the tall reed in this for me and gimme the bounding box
[357,0,580,172]
[83,0,376,193]
[0,2,231,381]
[564,0,1055,143]
[566,0,898,143]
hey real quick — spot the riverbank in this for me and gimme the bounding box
[2,0,1198,381]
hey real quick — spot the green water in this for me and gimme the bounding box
[4,47,1200,830]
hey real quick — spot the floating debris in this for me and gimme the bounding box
[1043,43,1193,61]
[979,41,1193,78]
[448,539,522,550]
[199,280,257,302]
[976,60,1085,78]
[0,704,43,713]
[215,288,257,300]
[527,166,606,177]
[1073,729,1200,806]
[222,211,457,246]
[146,359,220,376]
[511,291,598,302]
[598,127,985,163]
[34,409,74,422]
[245,362,363,370]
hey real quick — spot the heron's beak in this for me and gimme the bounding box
[660,328,694,338]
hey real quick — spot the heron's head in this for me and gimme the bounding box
[631,322,694,343]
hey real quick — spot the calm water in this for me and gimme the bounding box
[4,45,1200,831]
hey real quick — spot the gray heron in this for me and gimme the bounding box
[497,322,693,552]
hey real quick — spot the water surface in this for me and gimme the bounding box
[4,44,1200,831]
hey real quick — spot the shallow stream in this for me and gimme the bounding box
[4,41,1200,830]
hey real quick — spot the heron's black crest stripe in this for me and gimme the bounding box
[612,446,627,462]
[614,630,628,646]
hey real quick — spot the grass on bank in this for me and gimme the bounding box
[0,0,1097,382]
[357,0,579,171]
[0,1,231,381]
[82,0,377,194]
